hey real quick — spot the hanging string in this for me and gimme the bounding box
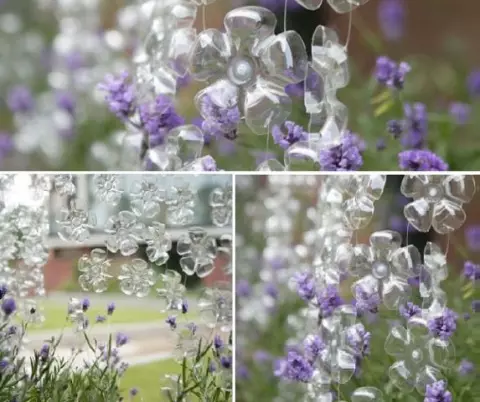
[405,222,410,247]
[202,4,207,31]
[344,9,353,49]
[444,234,451,258]
[284,0,288,32]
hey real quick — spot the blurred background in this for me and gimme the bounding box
[0,0,479,170]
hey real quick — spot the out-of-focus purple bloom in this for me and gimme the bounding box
[258,0,303,11]
[192,117,213,145]
[181,300,188,314]
[353,284,380,315]
[0,132,13,161]
[465,226,480,252]
[285,81,304,97]
[457,359,474,376]
[449,102,471,125]
[176,73,191,89]
[116,332,129,347]
[319,131,364,171]
[107,302,115,315]
[39,344,50,361]
[236,279,251,297]
[201,155,217,171]
[264,283,278,299]
[198,93,240,139]
[139,95,184,147]
[274,350,314,382]
[467,70,480,97]
[387,119,403,138]
[98,72,136,121]
[81,298,90,312]
[376,138,386,151]
[399,302,421,320]
[2,298,16,316]
[220,355,232,369]
[463,261,480,281]
[303,335,324,361]
[375,56,411,90]
[317,285,344,318]
[401,103,428,149]
[214,335,224,351]
[96,315,106,323]
[408,275,420,287]
[0,284,7,299]
[208,361,217,372]
[237,364,249,379]
[472,300,480,313]
[217,138,236,156]
[424,380,452,402]
[294,272,316,302]
[378,0,405,41]
[427,308,458,341]
[166,316,177,330]
[7,85,35,113]
[398,150,448,171]
[271,121,308,150]
[65,51,85,71]
[0,359,8,371]
[253,350,271,363]
[187,322,197,335]
[55,91,76,115]
[251,151,276,167]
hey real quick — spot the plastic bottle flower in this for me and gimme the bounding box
[21,299,45,326]
[145,222,172,265]
[53,174,76,196]
[198,281,232,332]
[156,269,186,312]
[177,227,217,277]
[68,297,88,332]
[326,0,371,14]
[209,185,232,227]
[166,182,196,225]
[188,6,308,134]
[337,387,385,402]
[104,211,145,256]
[93,174,123,206]
[118,258,156,297]
[57,207,96,242]
[130,179,165,218]
[78,248,112,293]
[384,320,454,394]
[350,230,421,310]
[400,175,476,234]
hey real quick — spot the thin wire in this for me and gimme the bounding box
[405,222,410,246]
[202,4,207,31]
[444,234,451,258]
[344,9,353,49]
[284,0,288,32]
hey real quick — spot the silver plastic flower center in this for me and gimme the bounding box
[411,349,423,362]
[425,184,443,202]
[372,261,389,279]
[228,57,255,86]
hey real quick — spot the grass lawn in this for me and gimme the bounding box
[120,359,181,400]
[25,300,168,332]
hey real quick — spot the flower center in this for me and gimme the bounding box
[227,56,255,86]
[372,261,389,279]
[411,349,423,363]
[424,184,443,202]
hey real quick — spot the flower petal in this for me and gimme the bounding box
[431,199,466,234]
[414,366,442,395]
[384,325,410,357]
[403,198,433,232]
[401,175,431,198]
[343,196,375,230]
[370,230,402,259]
[244,78,291,134]
[351,387,385,402]
[387,360,415,392]
[390,245,421,279]
[382,275,410,310]
[428,338,456,369]
[188,29,232,81]
[443,175,476,203]
[350,244,373,277]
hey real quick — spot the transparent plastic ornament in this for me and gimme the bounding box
[400,175,476,234]
[304,369,334,402]
[326,0,371,14]
[284,140,321,171]
[177,227,217,277]
[145,222,172,265]
[68,297,88,332]
[188,6,308,134]
[384,320,455,394]
[217,234,232,276]
[78,248,112,293]
[198,281,232,332]
[166,183,196,225]
[156,269,186,312]
[209,185,232,227]
[295,0,324,10]
[21,299,45,326]
[104,211,145,256]
[344,388,385,402]
[130,179,165,218]
[350,230,421,310]
[180,155,217,172]
[174,323,199,362]
[92,174,124,206]
[0,230,17,260]
[118,258,156,297]
[30,175,52,200]
[256,158,285,171]
[53,174,76,196]
[21,240,49,268]
[57,207,96,243]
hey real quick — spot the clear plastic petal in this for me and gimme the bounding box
[390,245,421,279]
[388,360,415,392]
[167,125,204,163]
[256,159,285,171]
[382,276,410,310]
[431,199,466,234]
[327,0,370,14]
[370,230,402,258]
[343,196,375,230]
[443,175,476,203]
[400,175,429,199]
[404,199,433,232]
[351,387,384,402]
[385,325,410,357]
[295,0,324,10]
[284,141,321,171]
[415,366,442,395]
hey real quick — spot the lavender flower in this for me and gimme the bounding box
[7,85,35,113]
[465,226,480,252]
[285,81,304,98]
[201,155,217,171]
[257,0,302,11]
[1,298,16,316]
[401,103,428,148]
[303,334,324,361]
[424,380,452,402]
[115,332,129,347]
[39,344,50,361]
[294,272,316,302]
[378,0,405,41]
[467,70,480,97]
[318,131,364,171]
[353,285,380,315]
[449,102,471,125]
[181,300,188,314]
[130,388,138,397]
[457,359,474,376]
[96,315,106,323]
[399,302,421,320]
[271,121,308,150]
[387,119,403,138]
[220,355,232,369]
[317,285,344,318]
[107,302,115,315]
[253,350,271,363]
[375,56,411,90]
[198,93,240,139]
[427,308,458,340]
[274,350,314,382]
[214,335,224,351]
[56,91,76,115]
[166,316,177,330]
[81,298,90,312]
[98,72,136,121]
[236,280,251,297]
[472,300,480,313]
[0,132,13,161]
[398,150,448,171]
[463,261,480,281]
[0,284,7,299]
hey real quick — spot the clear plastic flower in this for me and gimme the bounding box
[295,0,324,10]
[21,299,45,326]
[78,248,112,293]
[400,175,476,234]
[350,230,421,310]
[326,0,371,14]
[166,182,196,226]
[145,222,172,265]
[57,207,96,242]
[104,211,145,256]
[53,174,76,196]
[130,179,165,218]
[118,258,156,297]
[188,6,308,134]
[419,242,448,319]
[156,269,186,312]
[338,387,385,402]
[21,240,49,268]
[177,227,217,277]
[174,323,199,362]
[68,297,88,332]
[316,305,358,384]
[92,174,123,206]
[384,319,455,394]
[209,185,232,227]
[198,281,232,332]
